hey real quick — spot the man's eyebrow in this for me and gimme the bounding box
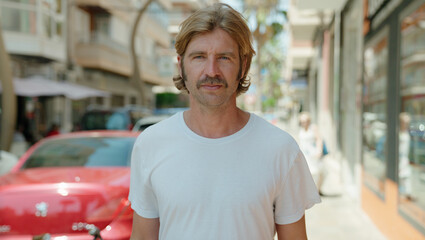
[187,51,237,58]
[217,52,237,58]
[187,51,206,57]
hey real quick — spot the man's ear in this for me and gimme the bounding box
[177,55,183,78]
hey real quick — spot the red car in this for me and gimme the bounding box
[0,131,139,240]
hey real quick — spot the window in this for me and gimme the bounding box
[398,0,425,231]
[1,0,36,4]
[41,0,63,39]
[111,95,124,108]
[362,27,389,196]
[0,0,64,39]
[147,2,169,28]
[1,6,37,34]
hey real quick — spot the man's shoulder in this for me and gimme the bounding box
[250,113,299,149]
[251,113,293,137]
[247,114,301,171]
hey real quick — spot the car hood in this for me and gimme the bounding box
[0,167,130,236]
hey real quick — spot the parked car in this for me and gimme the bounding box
[153,107,188,116]
[80,105,152,131]
[131,108,188,132]
[79,108,113,131]
[131,115,170,132]
[0,131,139,240]
[0,151,18,176]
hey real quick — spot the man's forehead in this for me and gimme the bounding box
[184,30,239,55]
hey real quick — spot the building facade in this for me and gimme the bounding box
[1,0,70,142]
[0,0,177,143]
[288,0,425,239]
[67,0,175,130]
[361,0,425,238]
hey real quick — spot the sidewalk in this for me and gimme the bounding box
[306,193,387,240]
[275,118,387,240]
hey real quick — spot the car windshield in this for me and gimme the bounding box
[22,137,135,169]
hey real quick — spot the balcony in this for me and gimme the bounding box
[170,0,205,10]
[1,2,66,61]
[287,0,339,71]
[289,46,315,69]
[74,32,131,76]
[74,32,172,86]
[143,15,170,48]
[294,0,344,10]
[72,0,172,85]
[139,56,174,86]
[4,31,66,62]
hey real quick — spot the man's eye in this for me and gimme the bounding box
[194,55,204,59]
[219,56,230,60]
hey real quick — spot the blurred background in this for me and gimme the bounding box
[0,0,425,239]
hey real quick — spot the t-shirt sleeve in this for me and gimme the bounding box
[274,150,321,225]
[128,135,159,219]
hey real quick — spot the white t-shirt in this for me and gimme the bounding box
[129,112,321,240]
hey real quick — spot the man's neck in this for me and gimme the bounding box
[183,105,250,139]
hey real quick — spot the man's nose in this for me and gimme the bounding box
[205,58,220,77]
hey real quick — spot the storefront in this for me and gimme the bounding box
[339,0,364,194]
[362,0,425,238]
[0,76,110,144]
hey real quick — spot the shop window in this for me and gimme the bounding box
[398,0,425,231]
[362,27,389,197]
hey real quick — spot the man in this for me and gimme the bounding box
[129,3,320,239]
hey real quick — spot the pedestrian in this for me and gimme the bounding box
[129,3,321,239]
[10,124,29,157]
[298,112,325,194]
[45,123,60,137]
[398,112,414,201]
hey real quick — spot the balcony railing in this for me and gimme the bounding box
[86,31,128,53]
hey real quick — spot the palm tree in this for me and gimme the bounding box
[244,0,286,111]
[0,17,16,151]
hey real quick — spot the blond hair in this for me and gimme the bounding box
[173,3,256,95]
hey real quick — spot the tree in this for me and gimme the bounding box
[261,38,284,111]
[0,17,16,151]
[130,0,155,106]
[243,0,286,111]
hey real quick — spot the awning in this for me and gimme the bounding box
[0,76,110,100]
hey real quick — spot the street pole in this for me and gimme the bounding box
[0,17,16,151]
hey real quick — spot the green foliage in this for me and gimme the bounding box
[271,22,283,36]
[155,93,188,108]
[244,1,287,111]
[262,97,276,111]
[260,38,283,112]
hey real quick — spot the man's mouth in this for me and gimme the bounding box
[201,84,222,90]
[197,77,228,89]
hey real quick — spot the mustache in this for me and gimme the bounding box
[196,77,228,89]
